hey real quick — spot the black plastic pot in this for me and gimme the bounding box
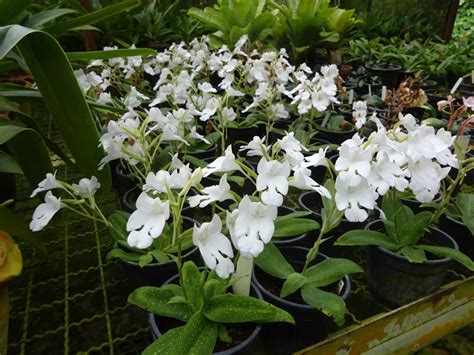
[315,119,355,145]
[113,163,137,204]
[253,246,351,353]
[149,273,263,355]
[412,79,438,90]
[365,220,458,308]
[115,216,200,287]
[298,191,365,252]
[366,63,401,90]
[439,215,474,259]
[122,186,140,213]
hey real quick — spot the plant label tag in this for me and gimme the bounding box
[349,89,354,104]
[450,77,463,94]
[381,86,387,100]
[368,84,372,97]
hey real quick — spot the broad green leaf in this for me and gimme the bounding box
[138,253,153,267]
[274,217,320,238]
[255,242,294,279]
[204,293,294,324]
[0,25,111,188]
[0,206,45,252]
[417,245,474,271]
[399,246,427,263]
[0,125,52,186]
[280,272,307,298]
[0,151,22,174]
[143,312,217,355]
[203,278,226,304]
[150,249,171,263]
[456,193,474,235]
[44,0,141,34]
[301,286,346,326]
[398,209,432,246]
[128,286,193,321]
[181,261,205,313]
[0,0,32,26]
[107,211,129,242]
[66,48,156,62]
[336,230,398,250]
[303,258,363,288]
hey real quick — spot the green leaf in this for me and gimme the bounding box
[336,230,398,250]
[138,253,153,267]
[399,246,427,263]
[66,48,156,62]
[303,258,363,288]
[204,293,294,324]
[203,278,226,304]
[456,193,474,235]
[43,0,141,34]
[143,312,217,355]
[128,286,193,321]
[25,9,77,29]
[0,124,52,186]
[0,25,111,188]
[417,245,474,271]
[274,216,320,238]
[398,209,432,246]
[255,242,294,279]
[0,151,22,174]
[107,211,129,242]
[106,247,141,262]
[150,249,171,263]
[301,286,346,326]
[0,205,45,252]
[181,261,205,313]
[280,272,307,298]
[0,0,32,26]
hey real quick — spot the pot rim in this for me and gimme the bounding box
[253,246,351,311]
[149,272,263,355]
[365,219,459,264]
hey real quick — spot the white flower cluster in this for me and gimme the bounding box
[29,174,101,232]
[334,112,458,222]
[77,36,339,131]
[352,100,368,129]
[121,132,330,279]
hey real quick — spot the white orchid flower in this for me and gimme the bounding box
[239,136,269,157]
[227,196,277,259]
[72,176,101,199]
[188,174,233,208]
[335,172,378,222]
[30,172,64,197]
[126,192,170,249]
[290,166,331,199]
[193,214,234,279]
[30,191,64,231]
[256,158,291,206]
[202,146,241,177]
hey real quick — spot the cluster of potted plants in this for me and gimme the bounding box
[26,36,473,354]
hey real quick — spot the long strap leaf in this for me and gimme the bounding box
[43,0,141,35]
[0,0,32,26]
[0,125,52,186]
[0,25,111,188]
